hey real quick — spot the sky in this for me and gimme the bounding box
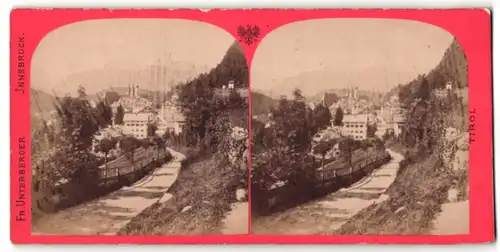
[251,18,455,97]
[31,19,235,95]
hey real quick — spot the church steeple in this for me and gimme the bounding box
[128,83,131,97]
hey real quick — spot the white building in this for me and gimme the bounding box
[123,112,155,139]
[111,84,153,114]
[342,114,369,140]
[156,94,186,135]
[329,87,369,116]
[378,96,407,137]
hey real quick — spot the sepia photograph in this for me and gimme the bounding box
[250,19,469,235]
[30,19,249,236]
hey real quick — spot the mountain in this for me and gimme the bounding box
[31,88,57,125]
[269,66,419,99]
[386,38,468,104]
[251,91,280,115]
[31,88,56,115]
[208,40,249,88]
[307,88,384,107]
[45,61,209,97]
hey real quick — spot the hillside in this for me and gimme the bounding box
[206,40,249,89]
[251,91,279,115]
[336,38,469,235]
[119,41,249,236]
[269,67,418,98]
[40,61,208,97]
[31,89,56,123]
[384,38,468,104]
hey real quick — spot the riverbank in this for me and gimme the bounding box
[251,149,403,235]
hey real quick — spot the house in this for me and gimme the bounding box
[375,117,388,139]
[433,89,449,98]
[123,112,155,139]
[341,114,369,140]
[156,94,186,135]
[111,84,153,113]
[215,80,249,99]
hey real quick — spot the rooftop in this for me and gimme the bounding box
[123,112,152,122]
[342,114,368,123]
[215,88,249,98]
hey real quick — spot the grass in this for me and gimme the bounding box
[117,150,244,235]
[334,143,455,235]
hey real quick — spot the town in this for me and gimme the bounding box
[250,20,470,235]
[30,21,250,236]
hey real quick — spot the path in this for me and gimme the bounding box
[431,200,469,235]
[32,148,185,235]
[221,202,248,234]
[252,149,404,235]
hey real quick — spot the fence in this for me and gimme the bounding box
[32,147,172,217]
[252,149,392,215]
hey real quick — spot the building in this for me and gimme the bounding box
[378,95,407,137]
[341,114,369,140]
[110,84,153,117]
[156,94,186,135]
[374,117,389,139]
[123,112,156,139]
[215,80,249,99]
[329,87,369,116]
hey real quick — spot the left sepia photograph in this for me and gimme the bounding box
[30,19,249,236]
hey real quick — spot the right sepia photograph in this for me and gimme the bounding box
[250,19,469,235]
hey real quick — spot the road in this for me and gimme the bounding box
[221,202,248,234]
[32,148,185,235]
[252,149,404,235]
[431,200,469,235]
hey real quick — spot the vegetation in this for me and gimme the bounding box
[31,84,174,224]
[176,40,248,151]
[251,92,279,116]
[119,41,250,235]
[251,88,375,213]
[336,38,469,235]
[146,123,158,137]
[333,107,344,126]
[114,105,125,125]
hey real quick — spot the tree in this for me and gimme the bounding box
[366,123,377,138]
[313,104,332,131]
[382,129,395,142]
[153,136,166,159]
[373,138,385,150]
[333,108,344,126]
[147,123,158,137]
[313,140,332,181]
[140,138,154,160]
[120,136,139,171]
[52,88,101,187]
[416,77,431,100]
[95,100,113,128]
[114,105,125,125]
[338,137,356,168]
[252,88,317,192]
[359,139,370,158]
[176,40,248,151]
[98,138,117,177]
